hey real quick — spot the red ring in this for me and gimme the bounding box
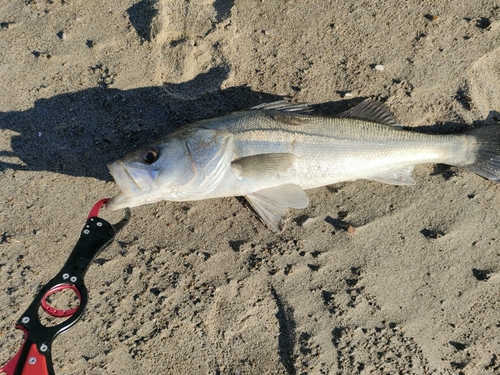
[41,284,82,318]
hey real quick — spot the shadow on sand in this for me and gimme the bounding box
[1,68,281,180]
[1,66,360,181]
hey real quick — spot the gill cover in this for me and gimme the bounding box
[165,128,234,200]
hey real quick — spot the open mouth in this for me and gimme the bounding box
[107,162,159,196]
[106,162,160,210]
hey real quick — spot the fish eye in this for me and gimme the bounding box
[141,147,159,164]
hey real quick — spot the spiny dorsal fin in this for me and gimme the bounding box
[251,100,313,114]
[338,100,401,127]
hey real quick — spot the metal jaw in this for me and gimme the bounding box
[0,199,130,375]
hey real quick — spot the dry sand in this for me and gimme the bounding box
[1,1,500,374]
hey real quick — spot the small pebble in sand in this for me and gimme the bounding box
[302,217,319,227]
[424,14,440,21]
[374,64,384,71]
[57,31,66,40]
[347,225,356,234]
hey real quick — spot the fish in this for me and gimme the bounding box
[106,100,500,232]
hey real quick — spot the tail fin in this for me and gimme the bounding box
[465,125,500,182]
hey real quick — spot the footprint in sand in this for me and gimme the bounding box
[128,0,235,98]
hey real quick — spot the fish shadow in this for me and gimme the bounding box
[1,65,362,181]
[0,67,286,180]
[8,67,479,182]
[410,113,499,134]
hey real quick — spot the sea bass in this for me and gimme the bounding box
[106,100,500,232]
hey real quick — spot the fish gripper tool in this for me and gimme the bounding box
[0,199,131,375]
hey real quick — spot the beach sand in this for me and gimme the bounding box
[1,1,499,374]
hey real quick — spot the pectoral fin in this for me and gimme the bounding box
[368,166,416,185]
[231,153,295,179]
[245,184,309,232]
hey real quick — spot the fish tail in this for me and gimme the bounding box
[465,125,500,182]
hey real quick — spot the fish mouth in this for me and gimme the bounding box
[106,161,158,210]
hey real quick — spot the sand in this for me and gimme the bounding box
[1,1,500,374]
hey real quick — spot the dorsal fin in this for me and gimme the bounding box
[337,100,401,127]
[251,100,313,114]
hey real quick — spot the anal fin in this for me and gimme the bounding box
[368,166,416,185]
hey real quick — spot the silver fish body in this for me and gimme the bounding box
[107,100,500,231]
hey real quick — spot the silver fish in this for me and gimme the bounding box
[106,100,500,231]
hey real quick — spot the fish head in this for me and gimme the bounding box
[106,137,193,209]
